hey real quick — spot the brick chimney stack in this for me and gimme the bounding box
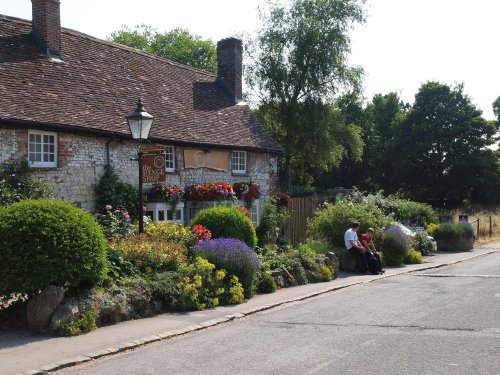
[217,38,243,103]
[31,0,61,57]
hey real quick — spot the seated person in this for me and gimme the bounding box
[344,222,370,272]
[359,228,384,274]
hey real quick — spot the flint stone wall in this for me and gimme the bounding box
[0,127,278,212]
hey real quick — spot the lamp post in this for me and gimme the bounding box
[126,98,154,234]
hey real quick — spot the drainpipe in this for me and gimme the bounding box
[106,139,113,166]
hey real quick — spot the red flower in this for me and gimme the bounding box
[235,206,251,218]
[192,224,212,240]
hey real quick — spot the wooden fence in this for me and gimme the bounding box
[286,193,331,246]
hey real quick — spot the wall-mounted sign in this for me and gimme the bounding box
[142,152,166,183]
[184,149,229,172]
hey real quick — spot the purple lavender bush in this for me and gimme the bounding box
[382,225,410,266]
[193,238,260,298]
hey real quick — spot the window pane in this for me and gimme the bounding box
[49,154,54,162]
[35,153,41,162]
[36,144,41,153]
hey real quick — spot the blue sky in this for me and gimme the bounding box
[1,0,499,119]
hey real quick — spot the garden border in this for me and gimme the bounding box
[20,249,496,375]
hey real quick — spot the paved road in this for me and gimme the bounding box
[62,252,500,375]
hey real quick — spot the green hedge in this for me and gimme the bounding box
[190,206,257,248]
[391,199,437,227]
[307,201,387,248]
[0,199,108,297]
[435,223,474,240]
[381,231,410,266]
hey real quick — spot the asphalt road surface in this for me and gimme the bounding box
[63,252,500,375]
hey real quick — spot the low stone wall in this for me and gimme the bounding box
[436,237,474,252]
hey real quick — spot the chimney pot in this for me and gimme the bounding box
[217,38,243,103]
[32,0,61,57]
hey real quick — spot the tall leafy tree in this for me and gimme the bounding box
[247,0,366,191]
[317,92,406,191]
[493,96,500,133]
[387,82,499,204]
[109,25,217,73]
[493,96,500,121]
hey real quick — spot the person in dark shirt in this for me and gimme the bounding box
[359,228,384,274]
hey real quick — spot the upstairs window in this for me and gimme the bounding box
[28,130,57,168]
[231,150,247,174]
[165,146,175,172]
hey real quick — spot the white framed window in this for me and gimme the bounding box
[28,130,57,168]
[165,146,175,172]
[251,201,260,226]
[231,150,247,174]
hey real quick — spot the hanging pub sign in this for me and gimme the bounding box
[142,149,166,183]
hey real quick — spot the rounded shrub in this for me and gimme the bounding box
[435,223,475,251]
[404,250,424,264]
[381,226,410,266]
[411,232,436,256]
[191,206,257,248]
[435,223,474,240]
[0,199,108,297]
[257,273,277,294]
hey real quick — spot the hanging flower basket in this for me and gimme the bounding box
[233,182,261,209]
[159,184,184,213]
[184,182,236,203]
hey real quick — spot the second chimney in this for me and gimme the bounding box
[217,38,243,103]
[32,0,61,57]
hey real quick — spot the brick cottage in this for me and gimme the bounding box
[0,0,282,224]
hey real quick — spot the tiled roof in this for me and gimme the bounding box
[0,15,282,153]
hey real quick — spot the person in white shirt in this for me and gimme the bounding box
[344,222,368,272]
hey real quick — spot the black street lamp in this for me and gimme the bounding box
[126,98,154,234]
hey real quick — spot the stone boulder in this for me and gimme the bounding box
[325,252,340,279]
[341,251,364,273]
[49,302,80,331]
[270,269,285,288]
[26,286,65,332]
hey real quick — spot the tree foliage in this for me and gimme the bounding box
[387,82,498,204]
[317,83,500,205]
[109,25,217,73]
[493,96,500,122]
[247,0,366,191]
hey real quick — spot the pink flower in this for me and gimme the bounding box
[123,212,130,220]
[114,209,121,214]
[105,205,112,211]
